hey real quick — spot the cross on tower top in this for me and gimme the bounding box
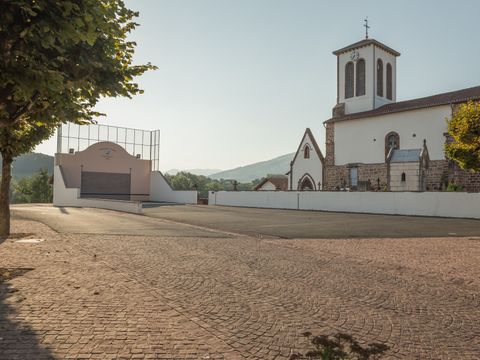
[364,17,370,39]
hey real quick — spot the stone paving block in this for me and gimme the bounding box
[1,219,480,359]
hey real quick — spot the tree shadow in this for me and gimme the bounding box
[0,268,56,359]
[290,331,390,360]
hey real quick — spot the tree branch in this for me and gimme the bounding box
[0,91,39,128]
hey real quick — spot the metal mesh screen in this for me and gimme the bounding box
[57,123,161,171]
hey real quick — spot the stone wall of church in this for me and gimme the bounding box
[325,123,335,167]
[425,160,449,191]
[425,160,480,192]
[449,164,480,192]
[323,165,348,190]
[324,163,388,190]
[358,164,389,189]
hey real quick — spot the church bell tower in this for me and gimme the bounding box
[333,24,400,116]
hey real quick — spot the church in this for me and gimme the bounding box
[288,34,480,192]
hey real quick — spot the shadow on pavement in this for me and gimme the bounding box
[0,268,55,360]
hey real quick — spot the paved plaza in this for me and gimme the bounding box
[1,205,480,359]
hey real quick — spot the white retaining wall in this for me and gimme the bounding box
[208,190,480,219]
[53,166,143,214]
[150,172,198,204]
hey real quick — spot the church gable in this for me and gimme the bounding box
[289,128,324,190]
[291,128,324,166]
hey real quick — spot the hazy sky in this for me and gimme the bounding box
[35,0,480,171]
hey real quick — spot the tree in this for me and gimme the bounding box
[1,123,54,234]
[0,0,155,235]
[445,101,480,172]
[11,169,52,204]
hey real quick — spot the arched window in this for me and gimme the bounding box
[401,172,406,182]
[385,132,400,157]
[356,59,366,96]
[345,62,354,99]
[386,63,393,100]
[377,59,383,97]
[304,146,310,159]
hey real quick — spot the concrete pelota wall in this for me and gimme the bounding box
[150,172,197,204]
[56,141,151,200]
[53,166,143,214]
[208,190,480,219]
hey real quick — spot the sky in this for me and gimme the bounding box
[35,0,480,171]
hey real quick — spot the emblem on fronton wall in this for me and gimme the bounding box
[100,148,116,160]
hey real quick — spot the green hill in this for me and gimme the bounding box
[0,153,54,179]
[209,153,294,183]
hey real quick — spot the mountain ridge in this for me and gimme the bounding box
[209,153,294,183]
[2,152,294,183]
[0,153,55,179]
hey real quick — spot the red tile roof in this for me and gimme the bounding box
[325,86,480,124]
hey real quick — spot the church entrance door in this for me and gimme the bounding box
[349,167,358,188]
[299,176,314,191]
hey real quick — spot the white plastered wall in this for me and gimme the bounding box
[334,105,451,165]
[150,172,197,204]
[372,46,397,109]
[208,190,480,219]
[290,133,323,190]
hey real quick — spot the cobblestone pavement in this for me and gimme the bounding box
[1,216,480,359]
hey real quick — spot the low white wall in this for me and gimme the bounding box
[150,172,197,204]
[53,166,143,214]
[208,190,480,219]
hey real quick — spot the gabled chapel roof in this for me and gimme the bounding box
[324,85,480,124]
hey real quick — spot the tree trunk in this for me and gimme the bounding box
[0,153,12,237]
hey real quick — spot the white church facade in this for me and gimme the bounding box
[289,37,480,192]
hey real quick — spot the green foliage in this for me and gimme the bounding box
[445,101,480,172]
[165,172,262,198]
[0,122,55,160]
[11,168,52,204]
[290,332,389,360]
[0,0,156,129]
[446,182,462,192]
[0,0,154,235]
